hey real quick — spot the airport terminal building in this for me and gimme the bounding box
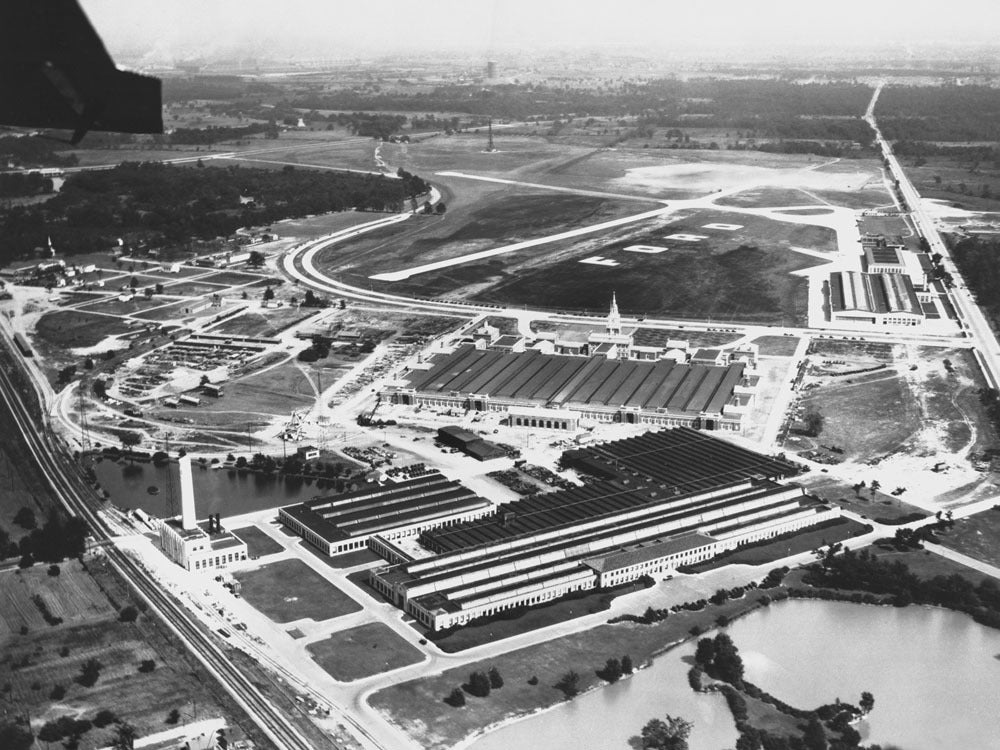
[370,428,839,630]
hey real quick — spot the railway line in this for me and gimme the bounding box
[0,329,327,750]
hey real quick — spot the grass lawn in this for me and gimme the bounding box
[689,518,871,572]
[751,335,801,357]
[424,582,647,653]
[231,526,285,557]
[870,547,993,585]
[801,478,928,524]
[209,360,317,414]
[307,623,424,681]
[233,559,361,623]
[34,311,134,348]
[932,507,1000,569]
[368,589,775,750]
[305,544,381,569]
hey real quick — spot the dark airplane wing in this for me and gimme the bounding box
[0,0,162,145]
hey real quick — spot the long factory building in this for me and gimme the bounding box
[370,428,838,630]
[386,345,752,431]
[279,472,493,555]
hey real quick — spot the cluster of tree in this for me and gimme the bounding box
[444,667,504,706]
[950,236,1000,329]
[803,546,1000,627]
[595,654,634,683]
[396,168,430,199]
[0,171,54,198]
[891,140,1000,164]
[162,76,273,103]
[0,162,427,263]
[288,79,873,124]
[0,719,33,750]
[77,658,103,688]
[637,713,693,750]
[329,112,407,139]
[878,85,1000,142]
[694,632,746,686]
[15,509,89,568]
[169,123,272,145]
[691,633,876,750]
[0,135,79,169]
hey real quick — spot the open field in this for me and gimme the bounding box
[0,562,115,636]
[933,507,1000,568]
[34,311,135,348]
[306,623,423,681]
[790,344,997,464]
[231,526,285,557]
[199,271,272,287]
[206,309,313,337]
[201,360,320,414]
[470,209,830,323]
[319,190,651,298]
[717,187,827,208]
[793,371,920,460]
[233,558,361,623]
[76,296,168,317]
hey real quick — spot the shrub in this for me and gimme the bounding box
[487,666,504,689]
[621,654,633,674]
[49,684,66,700]
[77,658,102,687]
[166,708,180,725]
[138,659,156,673]
[527,675,539,685]
[119,605,139,623]
[444,688,466,707]
[554,670,580,699]
[47,565,60,577]
[464,671,491,698]
[92,710,117,728]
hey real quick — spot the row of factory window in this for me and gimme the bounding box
[192,551,246,570]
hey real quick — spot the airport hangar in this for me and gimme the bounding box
[370,427,839,631]
[385,344,754,431]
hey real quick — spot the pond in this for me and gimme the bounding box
[469,599,1000,750]
[92,457,319,518]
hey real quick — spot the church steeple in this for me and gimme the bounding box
[607,291,621,335]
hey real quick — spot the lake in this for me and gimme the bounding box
[92,457,319,518]
[469,599,1000,750]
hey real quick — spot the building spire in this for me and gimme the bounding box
[607,291,621,335]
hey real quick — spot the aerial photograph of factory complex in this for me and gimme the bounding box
[2,2,1000,750]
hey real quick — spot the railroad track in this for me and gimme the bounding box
[0,342,322,750]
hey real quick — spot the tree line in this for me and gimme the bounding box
[878,84,1000,142]
[0,162,428,263]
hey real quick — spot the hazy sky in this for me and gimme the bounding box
[81,0,1000,62]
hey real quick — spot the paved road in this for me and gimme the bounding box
[866,83,1000,389]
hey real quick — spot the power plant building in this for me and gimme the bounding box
[370,428,839,630]
[158,456,248,571]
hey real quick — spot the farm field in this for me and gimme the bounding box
[233,558,362,623]
[306,623,423,681]
[33,311,135,348]
[0,558,246,750]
